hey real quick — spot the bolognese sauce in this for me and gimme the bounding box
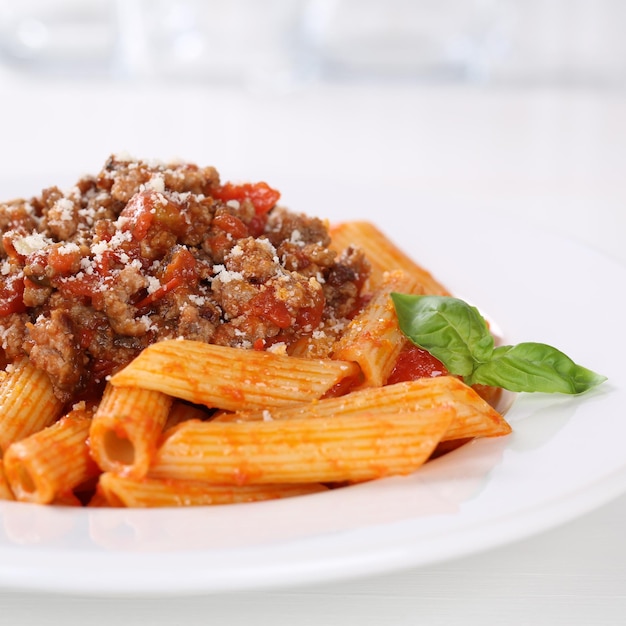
[0,155,369,404]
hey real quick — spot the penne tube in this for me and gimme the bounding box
[0,459,14,500]
[331,270,422,387]
[50,491,84,507]
[329,220,451,295]
[110,339,360,411]
[0,358,65,455]
[90,384,173,479]
[213,376,511,441]
[164,400,211,432]
[287,329,339,360]
[3,404,99,504]
[97,473,328,507]
[440,382,511,440]
[149,406,454,485]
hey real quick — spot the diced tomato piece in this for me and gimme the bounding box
[0,274,26,316]
[119,191,155,240]
[57,273,103,299]
[214,182,280,215]
[48,246,81,276]
[251,290,292,328]
[387,344,449,385]
[161,247,197,284]
[212,213,249,239]
[136,248,198,309]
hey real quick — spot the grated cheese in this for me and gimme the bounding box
[52,197,75,222]
[212,265,244,284]
[13,232,54,255]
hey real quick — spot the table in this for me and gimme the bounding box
[1,68,625,625]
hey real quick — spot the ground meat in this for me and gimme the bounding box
[222,237,280,284]
[265,207,330,247]
[22,280,52,308]
[0,155,370,404]
[26,309,84,401]
[324,247,371,319]
[0,313,29,359]
[99,266,149,336]
[175,302,217,343]
[45,194,79,241]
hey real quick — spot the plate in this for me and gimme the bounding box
[0,181,624,596]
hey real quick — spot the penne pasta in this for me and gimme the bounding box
[213,376,511,441]
[331,270,422,387]
[96,473,328,508]
[329,220,451,295]
[110,339,360,411]
[164,401,211,432]
[49,491,84,507]
[149,407,455,485]
[0,459,14,500]
[89,384,173,479]
[287,329,339,360]
[3,403,99,504]
[0,357,65,455]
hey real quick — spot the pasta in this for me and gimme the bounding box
[89,385,173,479]
[96,473,329,508]
[331,270,423,388]
[109,340,360,411]
[211,376,511,442]
[0,155,513,508]
[148,407,455,484]
[0,460,14,501]
[3,403,98,504]
[0,358,65,455]
[329,220,451,295]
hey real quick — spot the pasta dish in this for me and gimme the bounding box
[0,154,543,507]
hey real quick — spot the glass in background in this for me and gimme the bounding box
[0,0,116,77]
[302,0,626,86]
[489,0,626,86]
[0,0,624,88]
[302,0,508,82]
[114,0,311,89]
[0,0,311,89]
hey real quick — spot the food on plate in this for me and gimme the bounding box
[0,155,605,507]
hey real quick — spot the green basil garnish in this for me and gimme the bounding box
[391,293,606,394]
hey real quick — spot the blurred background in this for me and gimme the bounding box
[1,0,626,87]
[0,0,624,265]
[1,0,625,87]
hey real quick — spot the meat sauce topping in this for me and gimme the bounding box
[0,155,369,404]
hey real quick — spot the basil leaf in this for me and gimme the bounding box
[391,293,607,394]
[390,293,494,377]
[468,343,607,394]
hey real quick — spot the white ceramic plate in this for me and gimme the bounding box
[0,182,623,596]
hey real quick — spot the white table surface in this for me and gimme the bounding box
[0,68,625,625]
